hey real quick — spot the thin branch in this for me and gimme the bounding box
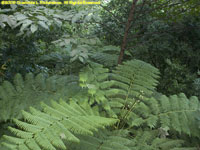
[94,21,121,42]
[99,4,125,25]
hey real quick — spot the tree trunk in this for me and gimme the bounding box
[118,0,138,64]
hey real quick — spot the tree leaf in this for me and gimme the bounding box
[70,49,79,57]
[13,21,24,28]
[72,13,82,23]
[15,14,27,21]
[84,14,92,23]
[38,21,49,30]
[10,4,17,10]
[35,15,48,21]
[79,56,84,63]
[30,24,38,33]
[70,55,79,62]
[0,22,6,28]
[92,14,101,22]
[20,19,32,32]
[53,14,64,19]
[0,14,8,22]
[54,18,62,27]
[7,15,17,28]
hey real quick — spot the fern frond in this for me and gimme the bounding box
[2,100,118,150]
[90,45,120,67]
[157,93,200,137]
[128,129,197,150]
[79,62,109,105]
[124,93,200,137]
[69,129,131,150]
[78,60,200,137]
[79,59,160,118]
[91,52,118,67]
[111,60,160,97]
[0,73,85,122]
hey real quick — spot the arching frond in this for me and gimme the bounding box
[0,73,85,122]
[2,100,118,150]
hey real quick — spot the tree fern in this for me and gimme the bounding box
[79,59,160,118]
[90,45,120,67]
[0,73,86,122]
[128,129,197,150]
[79,62,110,105]
[78,59,200,138]
[1,99,118,150]
[110,59,160,98]
[1,59,200,149]
[108,60,200,137]
[68,128,197,150]
[117,92,200,137]
[69,130,132,150]
[157,93,200,137]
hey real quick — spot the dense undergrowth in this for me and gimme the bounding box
[0,0,200,149]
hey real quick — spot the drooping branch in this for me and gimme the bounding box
[118,0,138,64]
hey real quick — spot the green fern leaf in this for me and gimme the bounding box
[2,100,118,150]
[0,73,84,122]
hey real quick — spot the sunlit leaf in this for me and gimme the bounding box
[38,21,49,30]
[15,14,27,21]
[30,24,38,33]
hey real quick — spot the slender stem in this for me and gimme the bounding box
[121,99,140,129]
[116,76,134,129]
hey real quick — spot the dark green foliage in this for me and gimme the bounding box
[156,93,200,137]
[128,129,197,150]
[1,2,200,149]
[90,45,120,67]
[132,16,200,97]
[193,77,200,98]
[0,73,85,122]
[0,5,100,82]
[98,0,200,99]
[156,59,196,96]
[70,130,132,150]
